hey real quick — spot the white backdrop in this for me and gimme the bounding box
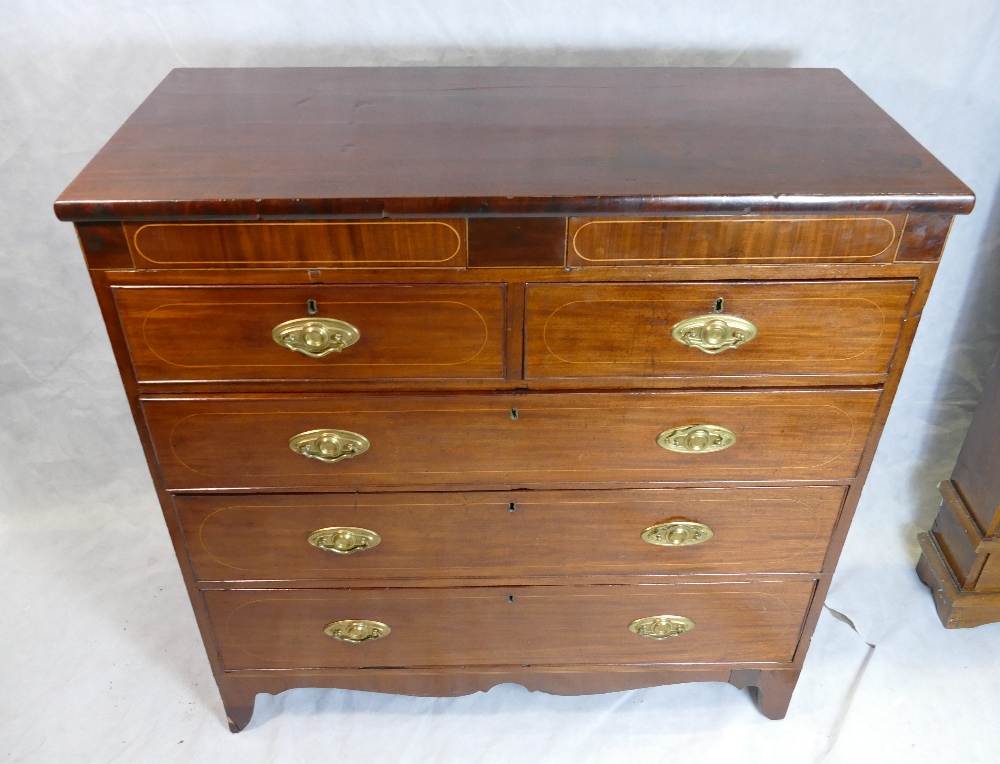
[2,2,1000,762]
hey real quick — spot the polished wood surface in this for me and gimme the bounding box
[115,284,506,382]
[205,581,815,670]
[919,350,1000,626]
[468,217,567,268]
[54,68,974,222]
[57,67,973,729]
[525,280,914,381]
[124,219,467,269]
[568,215,906,266]
[176,487,845,582]
[144,390,880,491]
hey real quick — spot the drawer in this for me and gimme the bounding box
[204,581,816,670]
[144,390,880,490]
[122,219,467,269]
[525,281,914,381]
[177,487,845,582]
[567,215,907,266]
[114,284,505,382]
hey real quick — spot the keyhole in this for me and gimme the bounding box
[508,595,515,604]
[509,502,516,513]
[712,297,724,313]
[510,408,518,420]
[306,299,318,315]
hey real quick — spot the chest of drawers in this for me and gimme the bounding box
[55,67,973,731]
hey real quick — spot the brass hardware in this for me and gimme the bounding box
[629,615,695,640]
[307,526,381,554]
[272,317,360,358]
[289,429,370,463]
[641,521,714,547]
[670,313,757,354]
[657,424,736,454]
[323,619,391,643]
[510,407,518,420]
[306,299,319,315]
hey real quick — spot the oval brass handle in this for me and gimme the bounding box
[641,521,714,547]
[657,424,736,454]
[308,526,381,554]
[272,317,360,358]
[629,615,695,640]
[671,314,757,354]
[324,619,391,643]
[289,429,370,463]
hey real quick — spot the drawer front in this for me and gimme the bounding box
[115,284,505,382]
[145,390,880,490]
[178,487,845,582]
[525,281,914,381]
[205,581,816,670]
[122,219,467,269]
[567,215,906,266]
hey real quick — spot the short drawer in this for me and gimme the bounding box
[567,215,906,266]
[114,284,505,382]
[204,581,816,670]
[177,487,845,582]
[144,390,880,491]
[122,219,467,269]
[525,280,914,382]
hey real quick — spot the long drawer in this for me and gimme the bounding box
[204,581,816,670]
[122,219,468,269]
[566,215,907,266]
[144,390,880,490]
[525,280,914,381]
[177,487,846,582]
[114,284,505,382]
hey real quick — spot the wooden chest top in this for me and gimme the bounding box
[54,67,973,221]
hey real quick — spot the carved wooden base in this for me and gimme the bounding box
[917,532,1000,629]
[218,665,800,731]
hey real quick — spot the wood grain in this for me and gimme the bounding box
[114,284,505,382]
[567,216,905,266]
[123,219,467,269]
[143,390,881,491]
[176,487,846,583]
[204,581,816,670]
[950,352,1000,536]
[54,68,973,221]
[525,280,914,380]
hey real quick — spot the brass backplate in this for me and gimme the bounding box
[323,619,391,643]
[289,429,371,464]
[671,313,757,354]
[272,317,361,358]
[308,526,381,554]
[656,424,736,454]
[629,615,695,640]
[641,521,714,547]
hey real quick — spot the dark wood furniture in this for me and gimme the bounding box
[55,67,974,731]
[918,350,1000,627]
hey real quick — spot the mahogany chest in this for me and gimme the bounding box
[919,348,1000,627]
[55,67,973,730]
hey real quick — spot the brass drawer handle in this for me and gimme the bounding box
[657,424,736,453]
[671,314,757,354]
[324,619,391,643]
[629,615,695,640]
[272,317,360,358]
[641,521,714,547]
[308,526,381,554]
[289,429,370,463]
